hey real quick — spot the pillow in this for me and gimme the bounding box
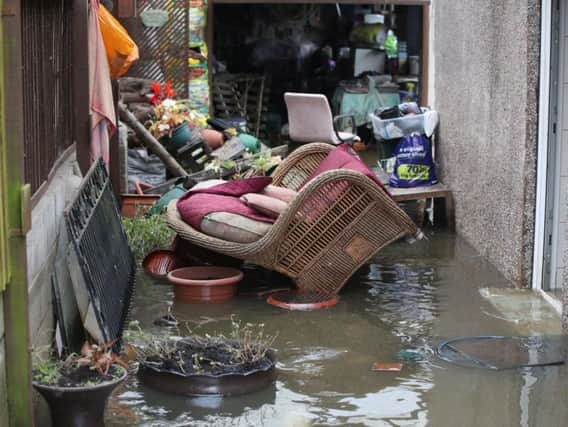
[302,144,388,193]
[240,193,288,219]
[189,176,272,197]
[261,185,298,203]
[200,212,272,243]
[191,179,226,191]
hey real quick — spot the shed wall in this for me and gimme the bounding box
[433,0,540,286]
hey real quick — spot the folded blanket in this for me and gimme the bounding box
[177,177,275,231]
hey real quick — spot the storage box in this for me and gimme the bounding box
[370,108,439,141]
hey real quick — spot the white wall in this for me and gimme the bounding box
[26,150,82,346]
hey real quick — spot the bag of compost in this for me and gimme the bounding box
[390,134,437,188]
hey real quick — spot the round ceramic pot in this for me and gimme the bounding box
[143,249,183,281]
[167,266,243,303]
[33,367,127,427]
[120,194,160,218]
[138,350,277,396]
[200,129,224,150]
[161,122,191,152]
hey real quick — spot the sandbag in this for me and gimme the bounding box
[390,134,437,188]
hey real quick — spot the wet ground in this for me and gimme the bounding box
[107,231,568,427]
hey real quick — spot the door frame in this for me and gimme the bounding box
[533,0,564,312]
[533,0,553,291]
[207,0,431,106]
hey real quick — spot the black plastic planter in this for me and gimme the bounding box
[33,367,127,427]
[138,351,277,397]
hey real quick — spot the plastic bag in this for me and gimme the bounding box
[390,134,437,188]
[98,4,139,79]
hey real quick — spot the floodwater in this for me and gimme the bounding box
[107,232,568,427]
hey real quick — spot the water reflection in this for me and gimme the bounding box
[107,234,568,427]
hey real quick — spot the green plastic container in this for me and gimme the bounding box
[238,133,260,154]
[147,184,187,216]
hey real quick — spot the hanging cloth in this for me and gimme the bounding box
[88,0,116,165]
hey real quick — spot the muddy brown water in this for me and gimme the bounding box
[107,232,568,427]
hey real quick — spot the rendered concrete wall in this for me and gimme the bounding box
[433,0,540,286]
[26,150,82,347]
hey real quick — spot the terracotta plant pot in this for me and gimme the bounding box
[200,129,225,150]
[121,181,160,217]
[120,194,160,217]
[143,249,183,280]
[33,367,127,427]
[167,266,243,302]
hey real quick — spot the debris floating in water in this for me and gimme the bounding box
[397,350,425,362]
[371,362,403,372]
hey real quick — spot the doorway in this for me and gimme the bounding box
[542,0,564,300]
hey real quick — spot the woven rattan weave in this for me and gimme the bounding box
[166,143,418,294]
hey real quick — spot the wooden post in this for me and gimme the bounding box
[420,3,430,106]
[73,0,92,175]
[118,104,189,177]
[1,0,34,425]
[109,81,122,197]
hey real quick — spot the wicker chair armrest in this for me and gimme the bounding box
[271,143,334,190]
[273,169,417,235]
[165,170,418,264]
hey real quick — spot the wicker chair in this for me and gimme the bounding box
[166,143,419,295]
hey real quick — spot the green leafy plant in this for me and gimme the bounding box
[32,349,63,385]
[122,214,175,261]
[32,341,129,386]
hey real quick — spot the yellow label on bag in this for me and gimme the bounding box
[396,164,430,180]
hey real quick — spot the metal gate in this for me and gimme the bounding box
[122,0,190,98]
[22,0,74,194]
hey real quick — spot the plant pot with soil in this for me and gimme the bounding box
[167,266,243,303]
[32,342,129,427]
[127,318,277,396]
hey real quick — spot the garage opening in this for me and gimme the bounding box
[209,2,428,150]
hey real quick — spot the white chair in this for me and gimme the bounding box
[284,92,360,145]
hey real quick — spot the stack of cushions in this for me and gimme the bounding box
[175,145,385,244]
[177,178,297,244]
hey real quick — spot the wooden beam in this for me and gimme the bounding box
[206,0,214,113]
[116,0,136,18]
[420,3,430,106]
[118,104,189,177]
[73,0,91,175]
[212,0,430,4]
[1,0,34,425]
